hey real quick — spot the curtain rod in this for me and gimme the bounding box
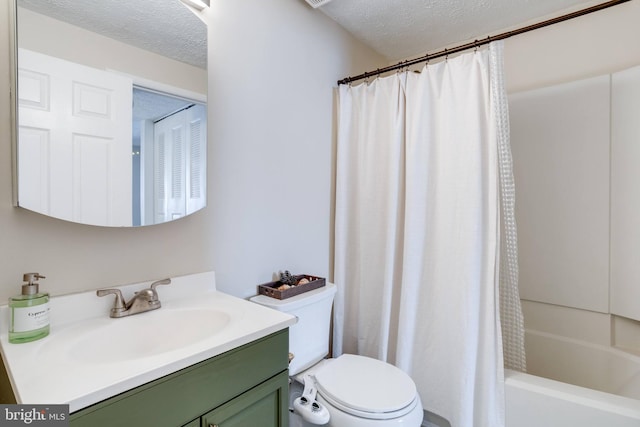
[337,0,632,85]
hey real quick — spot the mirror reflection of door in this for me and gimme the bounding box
[18,50,206,227]
[18,48,133,226]
[15,0,208,227]
[133,88,206,226]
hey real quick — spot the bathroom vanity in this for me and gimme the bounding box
[0,272,295,427]
[70,330,289,426]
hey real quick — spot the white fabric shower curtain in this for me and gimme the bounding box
[333,42,523,427]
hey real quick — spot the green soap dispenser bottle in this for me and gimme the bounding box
[9,273,50,344]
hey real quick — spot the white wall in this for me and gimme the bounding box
[203,0,386,297]
[503,1,640,94]
[0,0,386,302]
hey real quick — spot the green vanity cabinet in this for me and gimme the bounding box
[69,329,289,427]
[201,371,288,427]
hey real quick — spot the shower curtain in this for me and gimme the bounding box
[333,41,524,427]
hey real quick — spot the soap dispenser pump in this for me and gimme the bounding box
[9,273,50,343]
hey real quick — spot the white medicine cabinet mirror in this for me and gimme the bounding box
[11,0,208,227]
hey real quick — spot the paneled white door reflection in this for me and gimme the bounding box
[18,48,133,226]
[151,105,206,225]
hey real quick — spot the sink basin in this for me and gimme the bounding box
[72,308,230,363]
[60,308,230,363]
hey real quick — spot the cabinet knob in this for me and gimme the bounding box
[209,424,219,427]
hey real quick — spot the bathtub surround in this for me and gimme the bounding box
[509,52,640,400]
[333,42,520,427]
[502,0,640,422]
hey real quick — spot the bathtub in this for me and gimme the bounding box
[506,370,640,426]
[504,329,640,427]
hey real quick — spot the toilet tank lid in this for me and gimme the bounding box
[250,282,336,312]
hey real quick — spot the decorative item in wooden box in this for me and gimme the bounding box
[258,274,326,300]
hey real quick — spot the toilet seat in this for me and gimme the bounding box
[313,354,419,420]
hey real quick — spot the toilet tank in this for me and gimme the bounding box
[250,282,336,375]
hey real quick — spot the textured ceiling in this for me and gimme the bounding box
[318,0,597,61]
[17,0,207,69]
[133,89,194,122]
[16,0,605,71]
[132,89,195,144]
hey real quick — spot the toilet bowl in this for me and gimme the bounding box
[292,355,423,426]
[250,283,423,426]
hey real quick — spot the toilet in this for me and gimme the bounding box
[250,282,423,426]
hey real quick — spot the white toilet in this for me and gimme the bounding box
[250,282,423,426]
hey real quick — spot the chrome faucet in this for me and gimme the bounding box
[97,279,171,318]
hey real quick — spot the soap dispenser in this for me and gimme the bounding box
[9,273,50,343]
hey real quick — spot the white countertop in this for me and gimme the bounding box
[0,271,296,412]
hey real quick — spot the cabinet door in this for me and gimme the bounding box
[202,371,289,427]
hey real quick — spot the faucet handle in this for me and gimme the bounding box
[150,278,171,291]
[96,288,126,315]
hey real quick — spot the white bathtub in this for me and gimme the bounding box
[504,329,640,426]
[525,329,640,399]
[506,370,640,427]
